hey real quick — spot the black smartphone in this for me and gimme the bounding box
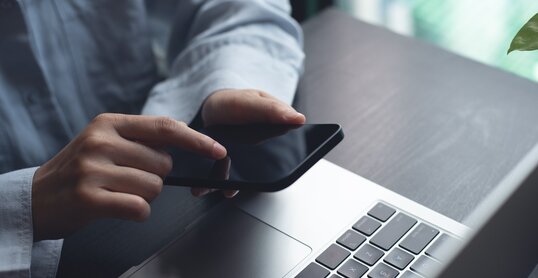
[164,123,344,191]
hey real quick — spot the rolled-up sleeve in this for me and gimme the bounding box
[141,0,304,122]
[0,168,62,278]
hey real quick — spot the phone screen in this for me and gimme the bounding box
[164,124,343,191]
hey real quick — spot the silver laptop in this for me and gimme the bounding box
[121,141,538,278]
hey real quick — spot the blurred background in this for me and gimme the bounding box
[292,0,538,82]
[147,1,538,82]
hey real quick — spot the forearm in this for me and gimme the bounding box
[141,0,304,121]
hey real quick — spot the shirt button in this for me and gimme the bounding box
[23,94,38,105]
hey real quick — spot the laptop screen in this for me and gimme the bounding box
[436,143,538,277]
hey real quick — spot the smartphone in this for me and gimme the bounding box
[164,123,344,191]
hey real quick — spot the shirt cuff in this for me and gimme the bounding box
[0,167,62,278]
[31,239,63,278]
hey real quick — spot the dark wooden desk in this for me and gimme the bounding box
[296,8,538,223]
[58,8,538,277]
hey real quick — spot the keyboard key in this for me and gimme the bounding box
[316,244,351,270]
[400,223,439,254]
[370,213,417,251]
[425,234,460,261]
[354,243,384,266]
[337,230,366,251]
[384,247,414,270]
[399,270,423,278]
[368,203,396,222]
[296,263,330,278]
[329,275,343,278]
[352,216,381,236]
[411,255,442,277]
[367,263,399,278]
[337,259,368,278]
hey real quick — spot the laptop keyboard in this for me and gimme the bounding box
[296,202,458,278]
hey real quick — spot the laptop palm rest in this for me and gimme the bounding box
[125,203,311,278]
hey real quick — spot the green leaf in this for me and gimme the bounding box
[508,13,538,54]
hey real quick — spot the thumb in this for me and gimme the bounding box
[203,90,305,126]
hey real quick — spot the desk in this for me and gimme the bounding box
[296,8,538,223]
[58,8,538,277]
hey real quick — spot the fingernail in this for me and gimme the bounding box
[212,142,227,158]
[285,111,305,123]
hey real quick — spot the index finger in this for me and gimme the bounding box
[103,114,227,159]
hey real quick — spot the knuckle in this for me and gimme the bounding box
[268,100,281,113]
[154,117,180,136]
[244,89,268,98]
[148,152,173,179]
[145,175,163,199]
[79,134,113,154]
[258,91,270,97]
[159,153,173,175]
[93,113,115,124]
[250,89,265,97]
[72,157,98,178]
[92,113,124,130]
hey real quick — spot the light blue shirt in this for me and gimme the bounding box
[0,0,304,276]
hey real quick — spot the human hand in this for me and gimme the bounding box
[31,113,226,241]
[191,89,306,197]
[201,89,306,127]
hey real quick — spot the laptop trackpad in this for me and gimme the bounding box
[127,205,311,278]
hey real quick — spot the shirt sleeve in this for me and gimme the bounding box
[0,167,62,278]
[141,0,304,122]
